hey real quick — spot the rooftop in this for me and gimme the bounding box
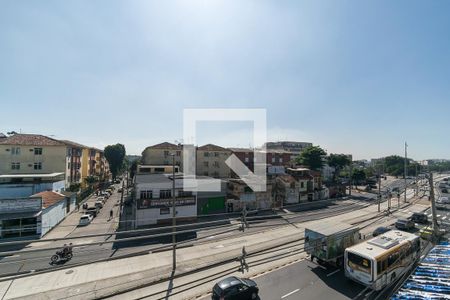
[30,191,66,209]
[60,140,88,149]
[0,172,65,179]
[197,144,230,152]
[145,142,182,150]
[0,134,65,146]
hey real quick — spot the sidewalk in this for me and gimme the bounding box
[0,197,429,300]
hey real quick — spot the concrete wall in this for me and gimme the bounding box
[0,180,65,199]
[41,200,66,236]
[136,205,196,226]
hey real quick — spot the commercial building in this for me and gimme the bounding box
[134,173,197,227]
[0,173,65,199]
[263,141,312,155]
[0,191,76,239]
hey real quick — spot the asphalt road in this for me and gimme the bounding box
[0,199,369,277]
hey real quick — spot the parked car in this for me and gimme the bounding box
[420,228,433,240]
[95,201,104,209]
[86,207,99,218]
[212,276,259,300]
[395,219,415,231]
[441,189,448,194]
[438,196,450,204]
[444,178,449,181]
[79,214,93,226]
[118,187,123,193]
[410,212,428,224]
[97,196,106,203]
[372,226,391,237]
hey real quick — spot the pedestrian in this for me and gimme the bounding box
[76,203,80,211]
[109,209,113,220]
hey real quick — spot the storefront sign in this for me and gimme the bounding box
[138,197,196,209]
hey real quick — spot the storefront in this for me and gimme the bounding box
[0,197,42,239]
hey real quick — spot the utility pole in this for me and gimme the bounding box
[428,173,439,236]
[404,142,408,203]
[171,154,176,271]
[349,164,353,196]
[377,166,381,212]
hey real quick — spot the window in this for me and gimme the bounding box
[68,162,71,169]
[214,161,219,167]
[160,189,172,199]
[34,148,43,155]
[204,161,209,167]
[279,158,283,163]
[140,190,153,199]
[244,157,249,163]
[34,162,42,170]
[347,252,371,274]
[214,152,219,157]
[160,207,170,215]
[178,191,192,197]
[11,147,20,155]
[204,152,209,157]
[272,157,275,163]
[176,151,181,156]
[204,171,209,176]
[11,162,20,170]
[300,182,305,188]
[164,150,170,156]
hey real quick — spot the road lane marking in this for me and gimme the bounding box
[437,215,441,217]
[327,269,340,277]
[281,289,300,299]
[443,216,447,220]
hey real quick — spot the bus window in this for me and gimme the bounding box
[348,252,371,274]
[377,259,387,273]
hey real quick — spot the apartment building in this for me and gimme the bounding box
[196,144,232,178]
[0,134,68,182]
[61,140,87,187]
[141,142,183,168]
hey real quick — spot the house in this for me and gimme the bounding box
[196,144,232,178]
[226,178,273,211]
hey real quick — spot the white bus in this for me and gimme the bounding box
[344,230,420,291]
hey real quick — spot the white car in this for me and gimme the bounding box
[79,214,93,226]
[97,196,106,203]
[438,196,450,204]
[95,200,104,208]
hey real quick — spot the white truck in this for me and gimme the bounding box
[305,221,360,268]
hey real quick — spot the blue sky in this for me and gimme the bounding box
[1,0,450,160]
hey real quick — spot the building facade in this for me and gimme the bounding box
[141,142,183,169]
[196,144,232,178]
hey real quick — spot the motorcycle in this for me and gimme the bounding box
[51,249,73,264]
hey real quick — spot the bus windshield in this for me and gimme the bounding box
[348,252,372,274]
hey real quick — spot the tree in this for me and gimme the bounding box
[328,154,352,182]
[85,175,97,190]
[351,169,367,185]
[104,144,126,179]
[129,159,140,179]
[295,146,326,170]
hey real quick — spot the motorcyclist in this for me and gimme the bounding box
[62,244,69,257]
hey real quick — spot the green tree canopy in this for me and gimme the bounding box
[351,169,367,184]
[104,143,126,179]
[295,145,326,170]
[328,153,352,181]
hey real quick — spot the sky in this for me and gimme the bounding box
[1,0,450,160]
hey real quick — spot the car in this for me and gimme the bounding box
[95,201,104,209]
[410,212,428,224]
[212,276,259,300]
[118,187,123,193]
[372,226,391,237]
[442,189,449,194]
[97,196,106,202]
[79,214,93,226]
[444,178,449,181]
[420,228,433,240]
[395,219,415,231]
[86,207,99,218]
[438,196,450,204]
